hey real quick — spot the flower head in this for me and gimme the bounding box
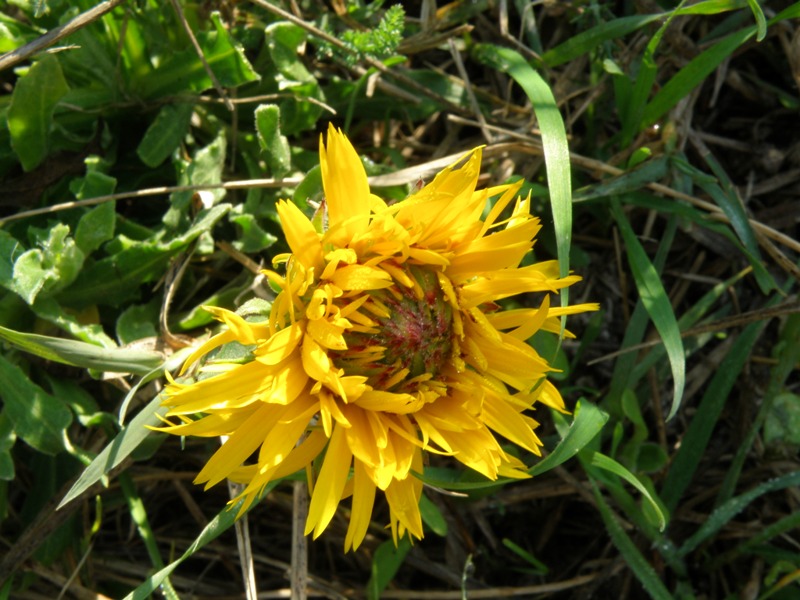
[159,124,598,550]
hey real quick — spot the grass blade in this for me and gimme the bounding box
[586,451,666,531]
[677,470,800,558]
[58,393,166,509]
[541,14,664,68]
[473,45,572,289]
[592,483,673,600]
[659,315,770,513]
[611,199,685,419]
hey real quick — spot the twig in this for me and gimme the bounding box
[0,0,128,72]
[168,0,234,111]
[291,480,309,600]
[377,573,600,598]
[228,481,258,599]
[588,299,800,365]
[448,37,492,143]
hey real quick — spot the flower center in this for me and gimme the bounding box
[334,265,454,390]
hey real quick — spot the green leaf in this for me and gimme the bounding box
[71,168,117,202]
[660,316,769,513]
[138,12,259,99]
[137,103,194,168]
[59,204,231,308]
[0,354,72,456]
[0,324,163,375]
[229,211,278,254]
[716,311,800,505]
[58,392,166,509]
[31,297,117,347]
[529,400,609,476]
[619,2,681,146]
[763,393,800,447]
[0,412,17,481]
[255,104,291,177]
[0,230,20,285]
[367,537,412,600]
[672,0,748,16]
[473,45,572,296]
[165,133,228,228]
[75,201,116,255]
[612,200,685,419]
[592,484,673,600]
[116,302,159,346]
[7,54,70,171]
[419,493,448,536]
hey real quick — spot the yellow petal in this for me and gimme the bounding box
[305,423,353,538]
[277,199,324,271]
[307,316,347,350]
[344,460,376,551]
[320,124,370,242]
[195,402,284,488]
[481,393,543,455]
[255,322,304,366]
[330,263,393,291]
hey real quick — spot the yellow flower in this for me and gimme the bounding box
[158,124,598,550]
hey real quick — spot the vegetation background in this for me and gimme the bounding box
[0,0,798,598]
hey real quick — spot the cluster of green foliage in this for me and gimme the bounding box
[0,0,799,598]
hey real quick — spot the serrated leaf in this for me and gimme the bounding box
[0,230,21,285]
[10,249,50,304]
[59,204,231,308]
[7,54,70,171]
[137,103,194,168]
[764,393,800,447]
[10,224,84,304]
[0,324,163,375]
[0,354,72,455]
